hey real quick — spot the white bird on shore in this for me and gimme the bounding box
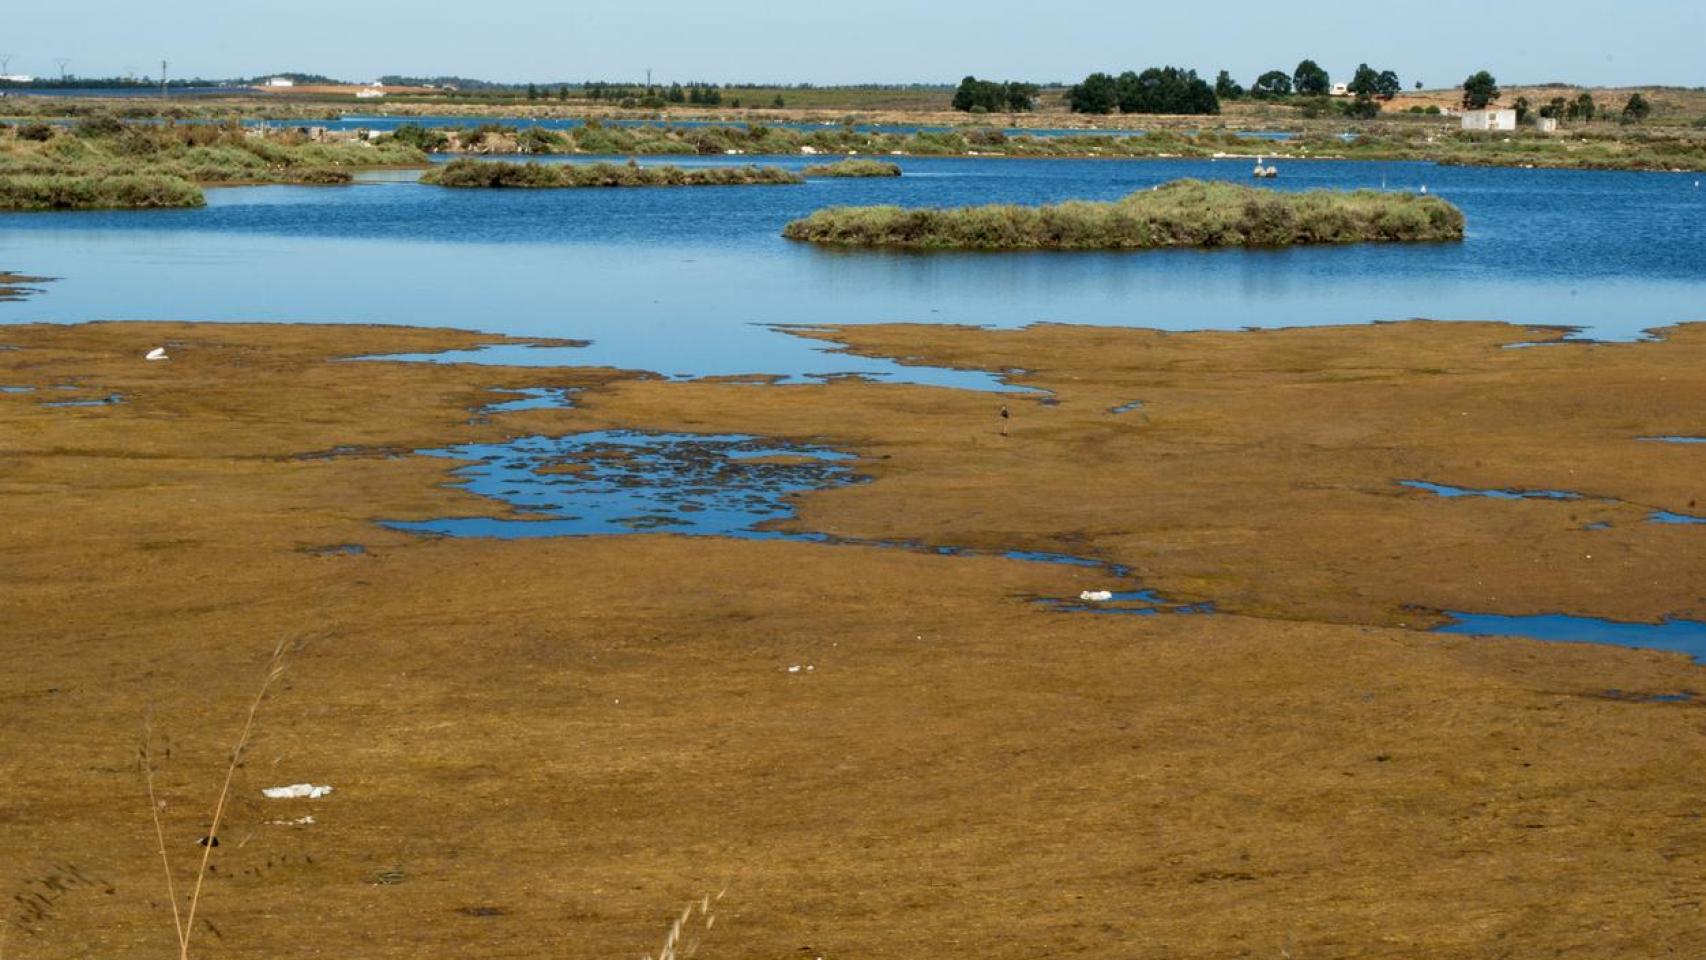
[144,347,168,361]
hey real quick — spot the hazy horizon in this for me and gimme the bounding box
[5,0,1701,89]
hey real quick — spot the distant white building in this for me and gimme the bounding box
[0,74,35,83]
[266,77,295,88]
[1460,108,1517,132]
[1330,82,1350,97]
[355,87,386,99]
[1536,117,1559,133]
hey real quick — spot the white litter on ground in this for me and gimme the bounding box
[262,783,334,799]
[265,815,316,826]
[1079,590,1114,602]
[144,347,169,361]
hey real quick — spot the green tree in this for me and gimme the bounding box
[1004,82,1038,112]
[556,85,568,101]
[1214,69,1244,100]
[953,76,1001,112]
[1461,70,1499,109]
[1375,70,1402,99]
[1251,70,1292,98]
[771,94,785,108]
[1513,96,1531,123]
[666,83,685,104]
[1574,92,1597,121]
[1347,63,1381,99]
[1293,59,1330,96]
[1112,66,1219,115]
[1622,92,1651,123]
[1067,72,1119,114]
[526,83,539,100]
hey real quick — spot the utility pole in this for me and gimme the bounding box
[0,54,12,76]
[54,58,70,81]
[160,60,169,100]
[646,67,652,94]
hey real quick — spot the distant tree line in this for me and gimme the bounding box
[1067,67,1219,115]
[951,76,1039,112]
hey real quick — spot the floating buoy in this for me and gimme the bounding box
[144,347,168,361]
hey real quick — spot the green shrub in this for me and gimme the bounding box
[802,159,902,177]
[781,179,1465,250]
[0,173,205,210]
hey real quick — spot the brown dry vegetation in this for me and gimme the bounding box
[1,319,1704,958]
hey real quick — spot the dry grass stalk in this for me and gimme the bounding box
[644,888,725,960]
[140,638,292,960]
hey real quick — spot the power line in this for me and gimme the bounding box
[54,57,70,80]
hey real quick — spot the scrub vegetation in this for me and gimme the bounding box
[781,179,1465,250]
[420,157,802,187]
[373,120,1706,172]
[801,158,902,177]
[0,115,427,209]
[0,173,206,210]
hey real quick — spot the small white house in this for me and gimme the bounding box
[1536,117,1559,133]
[355,87,386,99]
[1330,82,1350,97]
[266,77,295,88]
[1461,109,1517,132]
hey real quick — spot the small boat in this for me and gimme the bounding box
[1252,157,1279,179]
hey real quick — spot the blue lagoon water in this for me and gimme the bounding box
[3,156,1703,383]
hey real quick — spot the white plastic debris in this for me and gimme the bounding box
[265,815,316,826]
[144,347,169,361]
[1079,590,1114,602]
[262,783,334,799]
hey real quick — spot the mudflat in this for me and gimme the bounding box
[2,319,1702,958]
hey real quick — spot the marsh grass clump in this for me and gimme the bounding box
[802,158,903,177]
[781,179,1465,250]
[421,158,803,188]
[0,173,206,210]
[0,120,426,206]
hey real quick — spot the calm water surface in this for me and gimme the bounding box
[2,156,1702,382]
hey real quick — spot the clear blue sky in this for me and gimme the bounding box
[5,0,1700,87]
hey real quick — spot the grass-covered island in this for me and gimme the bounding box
[782,179,1465,250]
[421,157,803,188]
[802,158,903,177]
[0,116,427,210]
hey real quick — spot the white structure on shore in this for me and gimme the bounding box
[265,77,295,88]
[1461,108,1518,132]
[356,87,386,99]
[1330,82,1350,97]
[0,74,35,83]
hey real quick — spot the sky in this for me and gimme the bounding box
[3,1,1701,88]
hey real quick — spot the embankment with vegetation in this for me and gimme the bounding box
[802,159,902,177]
[381,120,1706,172]
[0,116,427,210]
[781,179,1465,250]
[420,158,802,187]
